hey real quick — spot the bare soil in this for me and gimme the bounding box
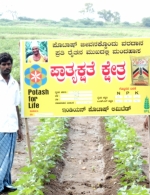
[10,115,149,195]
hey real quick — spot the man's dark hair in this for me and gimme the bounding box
[0,52,13,64]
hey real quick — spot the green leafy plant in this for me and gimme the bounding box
[104,116,149,195]
[118,183,149,195]
[9,117,69,195]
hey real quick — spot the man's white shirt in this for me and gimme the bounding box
[0,74,20,132]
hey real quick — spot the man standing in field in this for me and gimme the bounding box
[0,52,23,193]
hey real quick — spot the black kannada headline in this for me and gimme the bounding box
[62,106,131,113]
[53,40,144,57]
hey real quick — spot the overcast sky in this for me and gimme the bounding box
[0,0,150,22]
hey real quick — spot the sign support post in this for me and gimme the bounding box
[24,118,32,163]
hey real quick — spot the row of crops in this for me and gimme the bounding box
[10,117,69,195]
[9,116,149,195]
[105,116,149,195]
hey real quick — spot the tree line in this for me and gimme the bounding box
[79,3,120,24]
[1,2,150,27]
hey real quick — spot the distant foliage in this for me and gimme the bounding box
[0,19,12,22]
[122,21,131,26]
[36,19,49,22]
[79,3,95,19]
[78,18,94,25]
[97,10,113,22]
[49,20,59,24]
[59,18,76,27]
[97,10,120,24]
[95,21,104,26]
[60,17,75,22]
[113,12,120,24]
[18,17,35,21]
[80,3,120,24]
[142,17,150,27]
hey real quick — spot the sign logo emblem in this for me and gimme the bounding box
[24,64,47,89]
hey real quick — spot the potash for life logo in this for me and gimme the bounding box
[24,64,47,89]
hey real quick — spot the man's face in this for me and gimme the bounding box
[32,46,39,55]
[0,60,12,76]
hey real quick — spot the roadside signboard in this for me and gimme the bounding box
[20,38,150,117]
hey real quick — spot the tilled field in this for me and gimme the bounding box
[11,115,149,195]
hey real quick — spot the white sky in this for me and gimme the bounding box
[0,0,150,22]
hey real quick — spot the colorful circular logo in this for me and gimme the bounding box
[24,64,47,89]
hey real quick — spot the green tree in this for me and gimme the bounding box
[18,16,34,21]
[97,10,120,23]
[142,17,150,27]
[97,9,113,22]
[78,18,93,25]
[79,3,95,19]
[112,12,120,24]
[60,17,74,22]
[122,21,130,26]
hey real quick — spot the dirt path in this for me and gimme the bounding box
[59,117,105,194]
[11,116,149,195]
